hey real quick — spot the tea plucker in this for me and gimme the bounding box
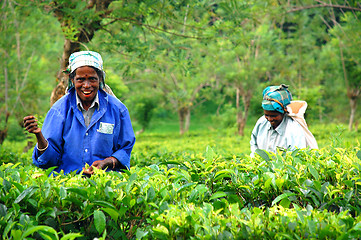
[24,51,136,174]
[250,84,306,157]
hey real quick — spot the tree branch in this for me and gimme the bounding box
[107,17,210,40]
[191,83,211,102]
[287,4,361,13]
[170,73,180,89]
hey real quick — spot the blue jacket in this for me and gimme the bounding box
[33,88,136,174]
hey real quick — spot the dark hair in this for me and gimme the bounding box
[68,66,105,89]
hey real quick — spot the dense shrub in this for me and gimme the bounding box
[1,144,361,239]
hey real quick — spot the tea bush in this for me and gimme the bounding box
[1,144,361,239]
[1,124,361,239]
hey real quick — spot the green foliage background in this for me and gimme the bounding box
[1,0,361,139]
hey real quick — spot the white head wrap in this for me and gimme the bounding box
[65,52,116,96]
[68,51,103,73]
[66,51,106,90]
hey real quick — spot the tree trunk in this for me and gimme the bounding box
[338,43,361,132]
[237,111,246,136]
[0,128,8,145]
[318,98,323,122]
[236,87,242,135]
[0,112,10,145]
[348,96,357,131]
[184,107,191,133]
[0,65,9,145]
[236,86,251,136]
[49,0,115,105]
[50,39,80,106]
[178,108,185,135]
[355,120,359,132]
[178,106,190,135]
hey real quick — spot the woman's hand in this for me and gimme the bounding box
[23,116,41,134]
[24,115,48,153]
[83,157,117,175]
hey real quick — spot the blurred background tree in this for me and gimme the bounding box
[1,0,361,145]
[0,0,62,144]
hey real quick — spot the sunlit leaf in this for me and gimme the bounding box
[272,192,296,206]
[14,186,39,204]
[21,226,58,240]
[209,191,227,201]
[60,233,83,240]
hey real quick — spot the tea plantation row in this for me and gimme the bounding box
[1,141,361,239]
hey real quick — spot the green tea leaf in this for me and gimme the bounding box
[159,201,168,213]
[94,210,106,234]
[2,179,11,192]
[264,178,274,190]
[12,182,23,192]
[147,186,156,200]
[159,161,187,169]
[308,165,319,180]
[4,220,16,239]
[35,209,47,221]
[296,210,304,223]
[291,149,300,158]
[102,207,120,223]
[136,229,148,239]
[345,190,353,203]
[67,188,89,198]
[93,200,116,209]
[21,225,58,239]
[214,169,235,181]
[272,192,296,206]
[0,204,7,217]
[45,166,58,176]
[279,198,291,208]
[210,191,227,201]
[255,149,270,161]
[205,146,216,161]
[126,173,138,193]
[352,222,361,231]
[152,225,169,237]
[10,229,22,240]
[59,186,67,199]
[14,186,38,204]
[177,182,196,194]
[356,150,361,161]
[60,233,83,240]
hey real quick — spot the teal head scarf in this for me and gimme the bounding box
[262,84,292,114]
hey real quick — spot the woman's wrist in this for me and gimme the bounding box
[36,140,49,152]
[111,157,116,169]
[105,157,117,169]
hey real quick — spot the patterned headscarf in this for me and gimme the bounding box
[262,84,292,114]
[68,51,103,73]
[66,51,106,89]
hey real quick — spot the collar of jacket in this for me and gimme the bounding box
[68,88,109,129]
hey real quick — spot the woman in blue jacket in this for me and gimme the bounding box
[23,51,136,175]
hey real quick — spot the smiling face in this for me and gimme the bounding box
[72,66,100,110]
[264,110,284,129]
